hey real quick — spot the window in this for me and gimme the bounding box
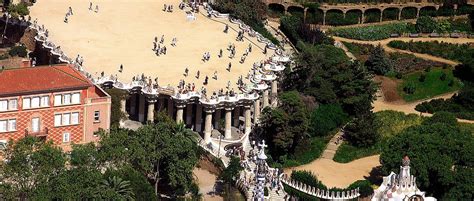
[9,99,17,110]
[8,119,16,131]
[23,98,31,109]
[63,94,71,105]
[54,114,62,127]
[72,93,80,104]
[31,97,40,108]
[71,112,79,124]
[63,132,70,143]
[94,111,100,122]
[55,112,79,127]
[31,118,40,132]
[54,95,62,106]
[0,120,6,132]
[62,113,70,126]
[0,100,7,111]
[40,96,49,107]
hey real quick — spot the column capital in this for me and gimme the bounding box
[146,96,158,103]
[203,105,216,113]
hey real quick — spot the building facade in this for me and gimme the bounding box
[0,64,111,150]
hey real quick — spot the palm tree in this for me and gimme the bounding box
[99,176,135,200]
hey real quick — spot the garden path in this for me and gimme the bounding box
[333,36,474,123]
[333,36,474,65]
[284,155,381,188]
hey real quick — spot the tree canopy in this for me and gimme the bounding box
[380,112,474,199]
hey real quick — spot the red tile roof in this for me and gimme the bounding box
[0,64,92,97]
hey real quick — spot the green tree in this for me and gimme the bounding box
[309,104,348,137]
[99,113,199,197]
[220,156,243,184]
[98,176,135,200]
[104,88,129,127]
[365,44,393,75]
[344,112,380,147]
[260,91,309,161]
[104,165,157,200]
[416,16,438,33]
[380,114,473,198]
[0,137,65,199]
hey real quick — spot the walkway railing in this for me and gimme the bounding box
[280,174,360,200]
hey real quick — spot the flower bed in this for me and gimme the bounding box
[329,22,415,41]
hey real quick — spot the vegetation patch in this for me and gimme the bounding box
[333,111,424,163]
[333,142,380,163]
[387,40,474,64]
[329,22,415,41]
[398,68,462,102]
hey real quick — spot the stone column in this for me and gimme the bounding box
[254,99,261,124]
[380,9,384,22]
[303,8,308,23]
[215,109,221,129]
[416,7,420,18]
[195,105,203,132]
[129,94,136,116]
[244,105,251,134]
[233,107,240,127]
[176,104,185,123]
[224,108,232,139]
[120,99,127,117]
[138,94,146,122]
[361,11,365,23]
[262,90,269,108]
[147,98,157,122]
[323,10,327,25]
[167,99,174,118]
[186,104,193,126]
[204,108,214,143]
[398,8,402,20]
[271,80,278,105]
[343,10,346,18]
[158,97,165,113]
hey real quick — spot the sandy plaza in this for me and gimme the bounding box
[29,0,274,93]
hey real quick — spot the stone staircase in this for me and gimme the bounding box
[320,131,344,160]
[268,184,286,201]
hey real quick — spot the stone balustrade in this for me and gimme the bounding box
[280,174,360,200]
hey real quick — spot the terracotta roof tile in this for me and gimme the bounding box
[0,64,92,97]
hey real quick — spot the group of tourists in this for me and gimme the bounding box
[64,7,73,23]
[202,52,211,62]
[89,2,99,13]
[152,35,172,56]
[236,30,244,42]
[163,4,174,12]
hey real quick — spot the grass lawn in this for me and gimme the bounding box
[398,68,462,102]
[333,142,380,163]
[279,135,331,168]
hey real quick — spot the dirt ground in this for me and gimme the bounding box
[285,155,381,188]
[374,75,403,103]
[193,168,223,201]
[29,0,274,93]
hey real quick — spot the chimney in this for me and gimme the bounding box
[20,59,31,68]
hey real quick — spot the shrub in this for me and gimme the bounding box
[8,45,27,57]
[403,82,416,94]
[290,170,327,190]
[387,40,474,64]
[309,104,348,137]
[419,74,426,82]
[329,22,414,41]
[347,180,374,197]
[7,2,29,17]
[395,72,403,79]
[440,72,447,81]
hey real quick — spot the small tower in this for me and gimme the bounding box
[399,155,411,183]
